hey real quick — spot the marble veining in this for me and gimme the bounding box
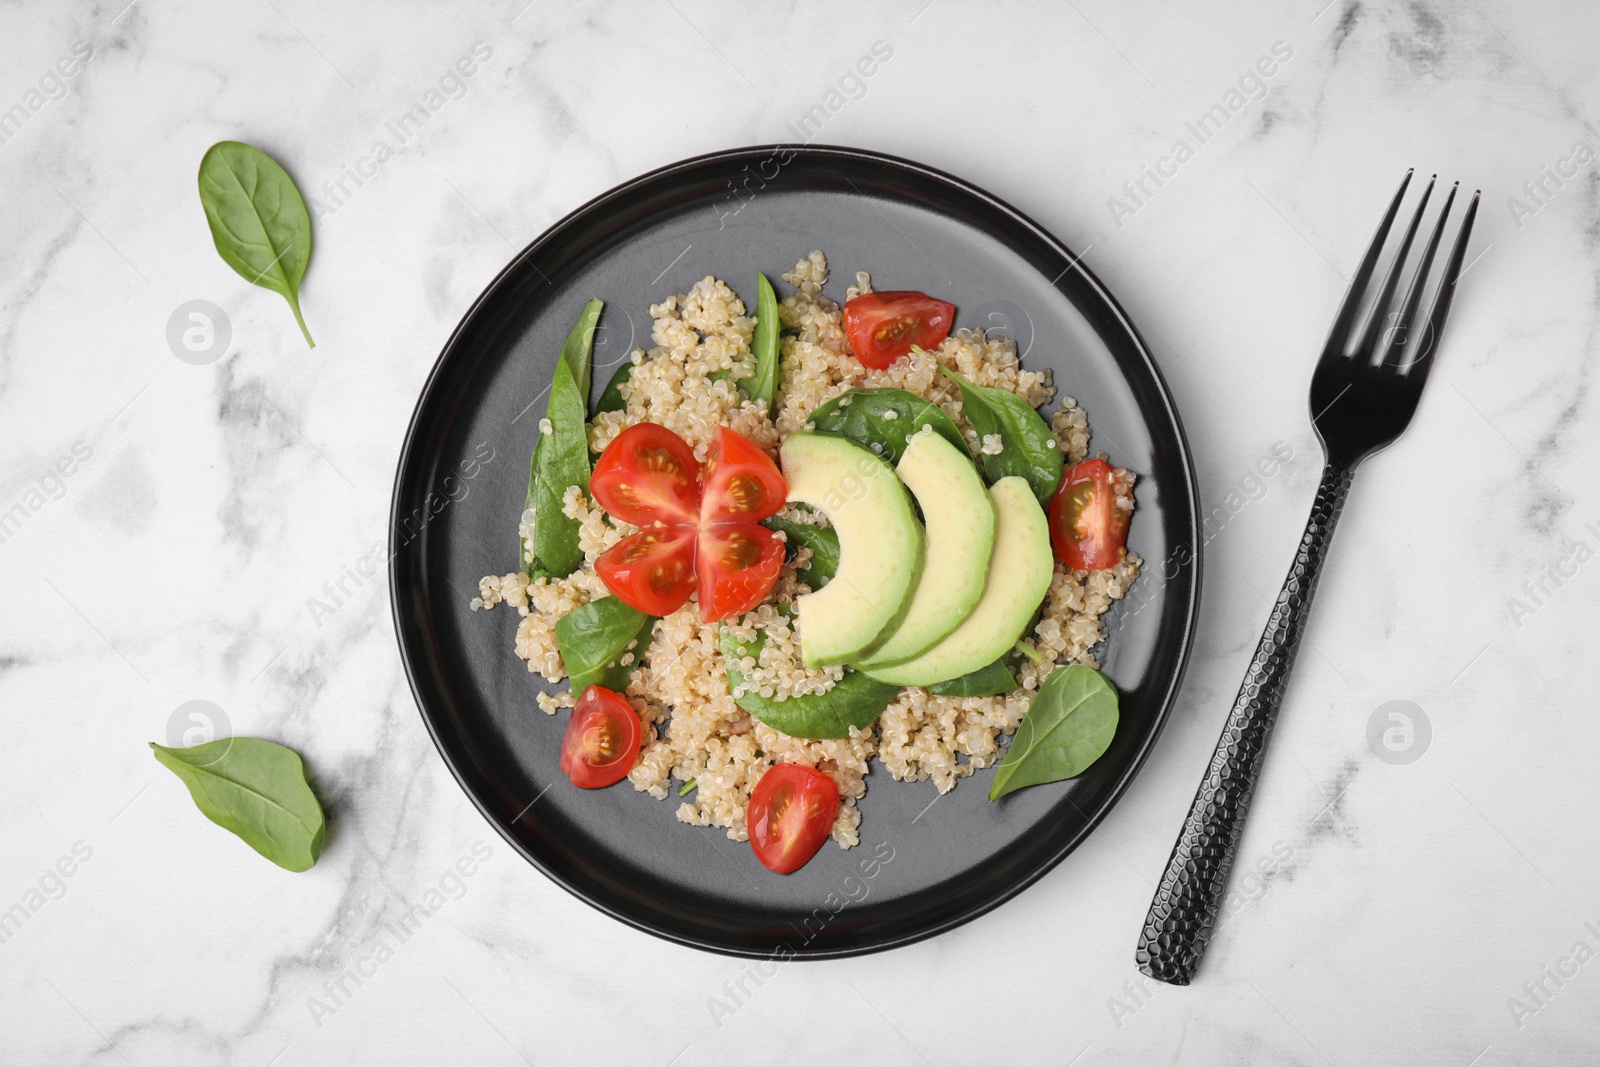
[3,0,1599,1063]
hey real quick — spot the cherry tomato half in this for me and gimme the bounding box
[595,528,698,616]
[697,522,786,622]
[747,764,840,874]
[842,291,956,369]
[1048,458,1132,571]
[589,422,702,527]
[559,685,641,789]
[700,426,787,525]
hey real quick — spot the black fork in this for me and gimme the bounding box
[1135,171,1480,986]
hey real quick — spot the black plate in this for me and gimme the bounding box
[391,145,1200,958]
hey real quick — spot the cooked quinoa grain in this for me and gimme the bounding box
[475,252,1141,850]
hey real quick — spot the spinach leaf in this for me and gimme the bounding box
[197,141,316,348]
[523,300,603,578]
[763,514,840,586]
[742,273,780,409]
[150,738,326,872]
[555,597,655,693]
[807,388,968,466]
[939,366,1063,503]
[988,664,1118,801]
[601,618,656,691]
[719,625,897,739]
[595,360,633,415]
[929,659,1019,697]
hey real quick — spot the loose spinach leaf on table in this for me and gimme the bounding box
[988,664,1118,801]
[741,272,780,409]
[197,141,316,348]
[555,597,655,693]
[929,659,1019,697]
[719,623,897,739]
[523,299,604,578]
[807,388,968,466]
[150,738,326,872]
[938,365,1063,503]
[763,514,840,587]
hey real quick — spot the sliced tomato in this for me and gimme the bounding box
[559,685,641,788]
[747,764,840,874]
[590,422,788,620]
[842,291,956,369]
[1049,458,1131,571]
[595,528,698,615]
[700,426,786,524]
[589,422,702,526]
[696,522,786,622]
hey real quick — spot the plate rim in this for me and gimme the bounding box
[389,142,1202,959]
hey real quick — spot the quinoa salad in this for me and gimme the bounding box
[473,251,1141,873]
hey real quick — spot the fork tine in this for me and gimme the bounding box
[1355,174,1436,359]
[1322,169,1413,357]
[1385,182,1459,374]
[1404,189,1481,385]
[1395,185,1478,390]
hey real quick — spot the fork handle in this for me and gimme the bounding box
[1136,461,1356,985]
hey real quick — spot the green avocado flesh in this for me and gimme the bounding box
[781,432,925,668]
[861,476,1053,688]
[852,431,996,669]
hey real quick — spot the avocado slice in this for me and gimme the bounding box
[861,476,1053,688]
[780,432,924,668]
[852,431,996,669]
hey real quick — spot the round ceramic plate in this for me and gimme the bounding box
[391,145,1200,958]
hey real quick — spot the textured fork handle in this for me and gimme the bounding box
[1136,462,1356,985]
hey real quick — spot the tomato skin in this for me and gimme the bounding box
[697,522,786,622]
[747,764,840,874]
[594,528,698,615]
[1049,458,1131,571]
[559,686,642,789]
[842,291,956,369]
[590,423,788,620]
[700,426,786,524]
[589,423,702,527]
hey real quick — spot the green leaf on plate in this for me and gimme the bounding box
[807,387,968,466]
[763,513,840,587]
[929,659,1019,697]
[989,664,1118,801]
[594,360,634,415]
[939,365,1063,503]
[741,272,780,409]
[523,299,603,578]
[719,622,897,739]
[555,596,655,694]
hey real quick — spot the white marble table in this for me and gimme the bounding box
[3,0,1597,1063]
